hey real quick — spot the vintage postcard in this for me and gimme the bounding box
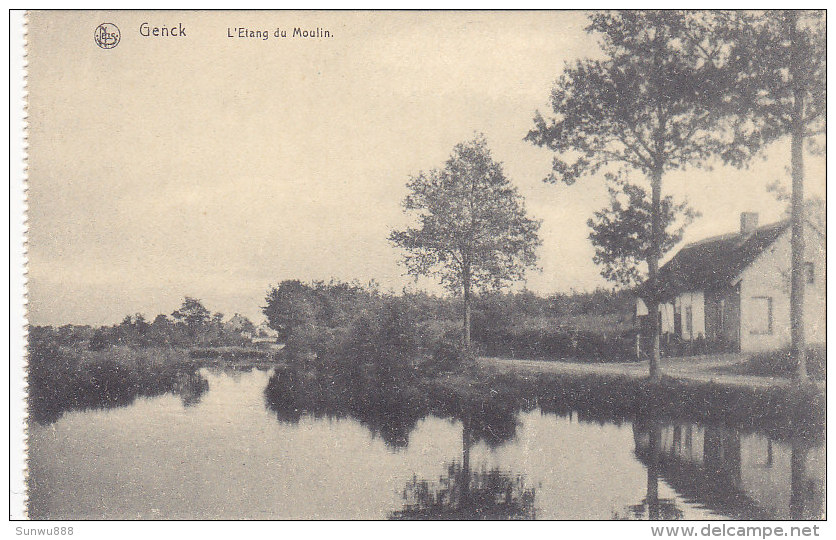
[14,10,825,523]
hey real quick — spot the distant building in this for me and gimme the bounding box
[253,322,279,343]
[636,213,825,353]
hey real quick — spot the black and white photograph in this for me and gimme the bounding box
[13,9,826,523]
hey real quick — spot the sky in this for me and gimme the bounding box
[25,10,825,326]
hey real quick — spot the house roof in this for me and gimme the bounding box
[639,220,791,301]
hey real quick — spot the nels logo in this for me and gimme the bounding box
[94,23,121,49]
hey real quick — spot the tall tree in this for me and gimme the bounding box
[390,135,541,350]
[729,11,825,380]
[588,174,698,287]
[526,11,745,379]
[262,280,317,343]
[171,297,211,340]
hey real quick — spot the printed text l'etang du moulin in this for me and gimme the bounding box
[228,27,333,40]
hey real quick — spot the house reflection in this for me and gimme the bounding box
[390,418,536,520]
[632,417,824,520]
[617,411,685,520]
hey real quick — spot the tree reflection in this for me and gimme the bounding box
[263,364,824,520]
[263,369,536,519]
[263,365,425,447]
[790,438,824,520]
[630,411,824,520]
[263,365,521,450]
[622,408,684,520]
[173,370,209,407]
[391,419,536,520]
[28,350,208,425]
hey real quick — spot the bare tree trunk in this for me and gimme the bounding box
[648,168,663,381]
[789,13,808,381]
[462,269,472,350]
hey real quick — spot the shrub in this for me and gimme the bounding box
[188,347,270,360]
[422,335,467,375]
[725,345,826,380]
[476,324,635,362]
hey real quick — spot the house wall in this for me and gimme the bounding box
[660,302,675,334]
[674,291,705,340]
[738,227,825,353]
[635,299,676,334]
[704,285,741,349]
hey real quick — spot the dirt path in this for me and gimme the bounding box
[478,353,825,390]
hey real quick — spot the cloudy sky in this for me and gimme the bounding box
[26,10,825,326]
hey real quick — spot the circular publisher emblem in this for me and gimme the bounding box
[94,23,121,49]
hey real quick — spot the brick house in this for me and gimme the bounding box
[636,213,825,353]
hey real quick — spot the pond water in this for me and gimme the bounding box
[27,367,825,520]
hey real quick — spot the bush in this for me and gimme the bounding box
[188,347,270,360]
[476,324,635,362]
[328,299,420,382]
[725,345,826,380]
[421,335,468,375]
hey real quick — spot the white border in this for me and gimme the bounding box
[9,8,29,523]
[7,5,832,537]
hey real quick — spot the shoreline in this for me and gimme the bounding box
[478,353,826,391]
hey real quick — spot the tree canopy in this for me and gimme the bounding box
[171,297,211,336]
[262,280,317,342]
[727,11,825,151]
[390,136,541,293]
[526,11,750,377]
[526,11,747,186]
[389,135,541,347]
[588,175,698,287]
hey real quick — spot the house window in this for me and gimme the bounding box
[805,262,815,284]
[750,297,773,335]
[685,306,693,340]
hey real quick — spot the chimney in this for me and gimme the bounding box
[740,212,759,235]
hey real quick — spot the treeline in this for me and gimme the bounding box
[30,282,638,367]
[262,279,637,369]
[32,297,258,351]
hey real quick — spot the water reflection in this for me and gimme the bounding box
[618,410,684,520]
[629,410,825,520]
[263,365,522,450]
[391,419,536,519]
[263,365,425,447]
[27,363,825,520]
[261,367,825,520]
[790,439,824,520]
[172,370,210,408]
[29,362,209,425]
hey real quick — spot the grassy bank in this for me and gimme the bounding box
[718,345,826,381]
